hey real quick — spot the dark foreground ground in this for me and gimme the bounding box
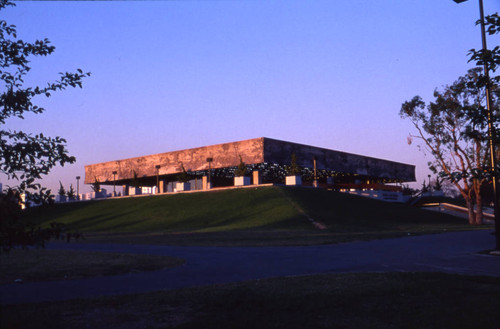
[2,272,500,329]
[1,229,499,305]
[1,229,500,329]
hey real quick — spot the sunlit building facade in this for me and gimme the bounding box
[85,137,415,196]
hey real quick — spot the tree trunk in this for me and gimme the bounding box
[474,191,483,225]
[466,199,475,225]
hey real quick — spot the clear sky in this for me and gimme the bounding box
[2,0,499,194]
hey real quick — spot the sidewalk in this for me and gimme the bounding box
[1,230,499,305]
[422,203,495,224]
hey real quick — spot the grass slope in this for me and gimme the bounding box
[281,187,470,233]
[23,186,470,235]
[24,187,305,232]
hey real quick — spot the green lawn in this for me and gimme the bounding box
[2,272,499,329]
[24,187,305,232]
[21,186,480,246]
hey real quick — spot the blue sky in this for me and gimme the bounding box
[2,0,499,193]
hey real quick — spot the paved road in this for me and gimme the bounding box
[1,230,499,305]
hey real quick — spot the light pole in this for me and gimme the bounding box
[112,171,117,197]
[76,176,80,200]
[206,157,213,189]
[453,0,499,249]
[428,174,432,194]
[313,156,318,188]
[155,165,161,193]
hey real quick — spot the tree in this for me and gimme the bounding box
[434,177,443,192]
[234,155,248,177]
[91,177,101,193]
[400,68,499,225]
[66,184,76,200]
[468,11,500,249]
[401,183,418,196]
[58,181,66,197]
[0,1,89,250]
[286,152,301,176]
[468,12,500,84]
[176,164,191,183]
[420,180,429,194]
[130,170,140,188]
[0,0,89,193]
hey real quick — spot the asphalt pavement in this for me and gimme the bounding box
[1,229,499,305]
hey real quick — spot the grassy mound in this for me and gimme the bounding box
[24,187,305,232]
[23,186,469,235]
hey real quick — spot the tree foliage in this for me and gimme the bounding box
[91,177,101,192]
[400,68,499,224]
[57,181,66,197]
[434,177,443,192]
[1,188,81,253]
[234,155,248,177]
[177,164,191,183]
[130,170,140,188]
[0,1,88,251]
[66,184,76,199]
[468,12,500,84]
[286,152,302,176]
[0,1,90,193]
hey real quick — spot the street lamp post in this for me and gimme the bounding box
[206,157,213,189]
[313,156,318,188]
[112,171,117,197]
[155,165,161,193]
[76,176,80,200]
[453,0,500,249]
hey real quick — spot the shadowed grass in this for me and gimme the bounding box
[280,187,471,232]
[0,249,184,284]
[2,272,499,329]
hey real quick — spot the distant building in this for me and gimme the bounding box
[85,137,415,195]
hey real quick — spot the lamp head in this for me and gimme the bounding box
[452,0,468,3]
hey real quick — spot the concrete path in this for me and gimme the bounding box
[1,230,499,305]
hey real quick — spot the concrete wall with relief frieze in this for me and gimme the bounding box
[84,138,265,184]
[262,138,416,182]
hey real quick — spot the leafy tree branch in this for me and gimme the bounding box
[0,0,88,251]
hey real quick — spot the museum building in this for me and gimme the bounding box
[84,137,416,195]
